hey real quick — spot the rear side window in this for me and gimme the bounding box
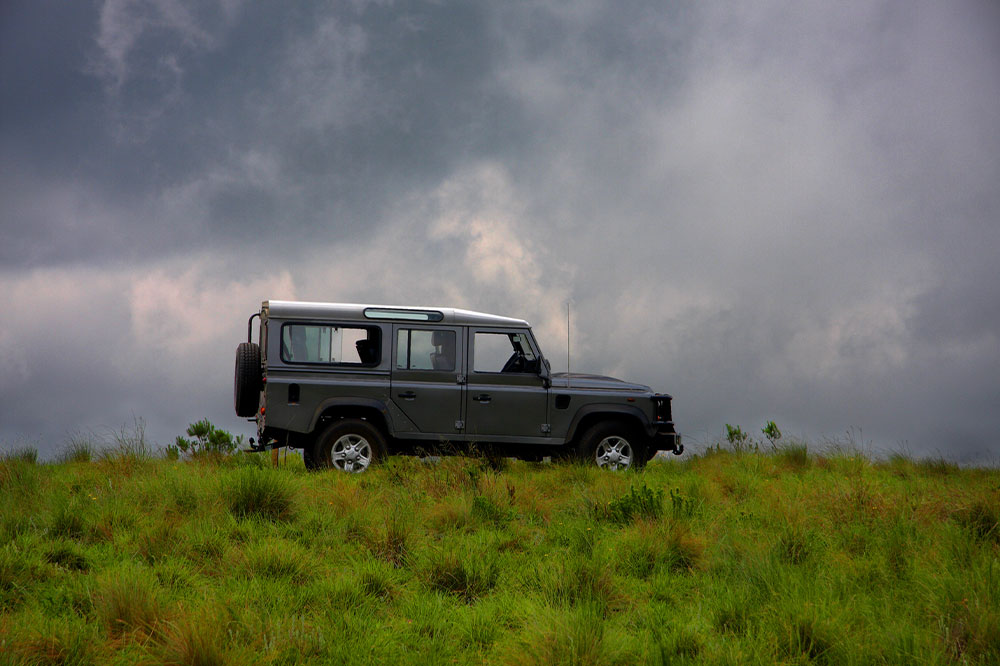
[280,324,381,366]
[396,329,455,371]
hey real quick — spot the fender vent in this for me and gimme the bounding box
[288,384,300,404]
[555,394,571,410]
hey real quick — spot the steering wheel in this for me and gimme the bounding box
[501,352,525,373]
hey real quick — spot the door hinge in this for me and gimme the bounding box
[541,424,551,434]
[455,420,465,430]
[456,374,466,384]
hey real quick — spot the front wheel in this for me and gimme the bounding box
[577,422,647,471]
[312,419,386,473]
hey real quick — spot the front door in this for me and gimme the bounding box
[390,325,465,436]
[465,328,549,440]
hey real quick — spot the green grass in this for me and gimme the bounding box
[0,445,998,664]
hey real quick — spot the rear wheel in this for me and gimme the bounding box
[234,342,261,417]
[312,419,386,473]
[577,421,647,471]
[302,446,319,470]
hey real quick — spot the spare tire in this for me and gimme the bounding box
[234,342,262,417]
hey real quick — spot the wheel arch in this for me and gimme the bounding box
[565,404,650,444]
[308,398,394,439]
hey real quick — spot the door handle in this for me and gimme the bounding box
[473,393,492,404]
[398,391,417,400]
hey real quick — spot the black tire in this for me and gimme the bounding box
[234,342,262,417]
[302,446,319,470]
[312,419,387,473]
[577,421,647,471]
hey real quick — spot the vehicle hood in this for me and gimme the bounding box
[549,372,651,392]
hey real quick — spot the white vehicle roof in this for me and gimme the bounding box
[263,300,530,328]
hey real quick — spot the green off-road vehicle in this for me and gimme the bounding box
[235,300,681,472]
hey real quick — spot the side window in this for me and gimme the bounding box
[474,331,538,373]
[280,324,381,366]
[397,329,455,371]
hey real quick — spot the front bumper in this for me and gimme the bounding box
[651,425,683,456]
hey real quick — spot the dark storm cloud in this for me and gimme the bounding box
[1,0,998,461]
[2,1,518,266]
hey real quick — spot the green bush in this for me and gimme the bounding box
[597,483,664,524]
[174,419,243,457]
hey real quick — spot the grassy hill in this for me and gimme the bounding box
[1,443,998,664]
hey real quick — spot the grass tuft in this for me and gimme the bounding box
[50,501,90,541]
[224,467,295,521]
[60,435,97,463]
[506,605,620,666]
[424,549,498,602]
[156,611,230,665]
[777,614,838,664]
[45,542,90,572]
[471,494,514,525]
[94,568,164,637]
[365,517,411,567]
[954,500,999,543]
[1,445,39,464]
[534,555,621,613]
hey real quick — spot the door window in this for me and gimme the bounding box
[473,332,538,373]
[396,329,456,371]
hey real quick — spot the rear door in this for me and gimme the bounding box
[390,325,465,436]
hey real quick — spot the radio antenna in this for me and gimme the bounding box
[566,300,571,388]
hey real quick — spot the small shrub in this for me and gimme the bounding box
[762,420,782,445]
[224,467,294,521]
[597,483,664,524]
[175,419,243,457]
[669,487,696,518]
[725,424,756,452]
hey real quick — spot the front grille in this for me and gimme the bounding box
[654,395,672,423]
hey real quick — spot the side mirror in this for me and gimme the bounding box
[539,357,551,389]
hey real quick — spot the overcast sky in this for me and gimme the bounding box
[2,0,998,462]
